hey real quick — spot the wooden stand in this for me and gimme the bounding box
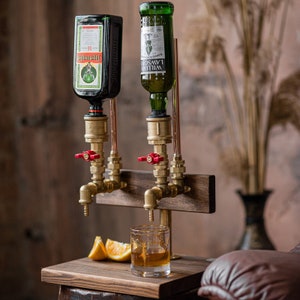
[41,170,215,299]
[96,170,215,213]
[41,256,211,299]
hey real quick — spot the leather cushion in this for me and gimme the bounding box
[198,249,300,300]
[290,243,300,253]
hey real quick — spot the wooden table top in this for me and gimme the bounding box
[41,256,210,299]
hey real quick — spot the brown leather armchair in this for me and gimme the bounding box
[198,243,300,300]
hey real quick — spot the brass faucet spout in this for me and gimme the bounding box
[76,112,126,215]
[79,178,127,216]
[144,187,162,222]
[79,182,98,216]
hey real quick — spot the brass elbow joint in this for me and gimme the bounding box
[144,186,162,222]
[79,179,127,216]
[78,182,98,216]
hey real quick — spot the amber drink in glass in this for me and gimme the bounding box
[130,224,170,277]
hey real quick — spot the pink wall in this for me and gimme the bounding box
[74,0,300,257]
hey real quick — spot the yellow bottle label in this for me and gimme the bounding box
[74,24,103,90]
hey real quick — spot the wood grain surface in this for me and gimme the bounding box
[96,170,215,213]
[41,256,210,299]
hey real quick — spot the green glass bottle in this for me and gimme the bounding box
[73,15,122,116]
[139,2,175,117]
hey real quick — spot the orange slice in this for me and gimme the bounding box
[105,238,131,262]
[88,236,108,261]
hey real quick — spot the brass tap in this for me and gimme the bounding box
[79,182,97,216]
[144,186,162,222]
[139,116,170,224]
[140,116,190,226]
[75,113,126,216]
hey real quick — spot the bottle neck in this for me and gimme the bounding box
[149,92,168,118]
[87,103,105,117]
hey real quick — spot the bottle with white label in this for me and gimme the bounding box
[139,2,175,117]
[73,15,122,116]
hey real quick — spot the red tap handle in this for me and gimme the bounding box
[138,152,164,165]
[75,150,100,162]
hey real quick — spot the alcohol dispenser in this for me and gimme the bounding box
[42,4,216,296]
[73,15,126,216]
[138,2,190,230]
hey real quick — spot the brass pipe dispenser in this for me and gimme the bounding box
[75,99,126,216]
[139,2,190,231]
[73,15,125,215]
[138,33,190,228]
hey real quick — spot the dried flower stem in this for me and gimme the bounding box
[261,0,291,189]
[208,0,289,193]
[185,0,292,194]
[220,47,245,148]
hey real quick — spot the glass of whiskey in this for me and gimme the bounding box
[130,224,170,277]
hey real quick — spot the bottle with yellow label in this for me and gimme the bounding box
[73,15,122,116]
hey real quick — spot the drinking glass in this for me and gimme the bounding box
[130,224,170,277]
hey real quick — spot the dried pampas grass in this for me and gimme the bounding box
[269,71,300,131]
[183,0,298,194]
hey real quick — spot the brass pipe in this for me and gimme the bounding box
[146,116,172,145]
[141,39,191,259]
[144,187,162,222]
[159,209,171,227]
[79,182,97,216]
[107,98,126,186]
[172,38,181,157]
[144,116,172,225]
[143,106,190,224]
[143,111,188,258]
[77,113,126,216]
[169,38,190,194]
[82,116,108,199]
[107,151,123,184]
[110,98,118,155]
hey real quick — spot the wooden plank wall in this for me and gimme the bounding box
[1,1,300,299]
[3,0,84,299]
[0,0,21,297]
[1,1,149,299]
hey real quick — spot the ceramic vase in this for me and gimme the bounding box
[236,190,275,250]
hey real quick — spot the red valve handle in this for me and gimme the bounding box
[75,150,100,162]
[137,152,164,165]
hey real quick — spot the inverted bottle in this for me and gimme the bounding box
[139,2,175,117]
[73,15,122,116]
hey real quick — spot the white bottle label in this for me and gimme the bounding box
[141,26,166,74]
[74,24,103,90]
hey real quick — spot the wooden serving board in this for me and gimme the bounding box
[41,256,210,299]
